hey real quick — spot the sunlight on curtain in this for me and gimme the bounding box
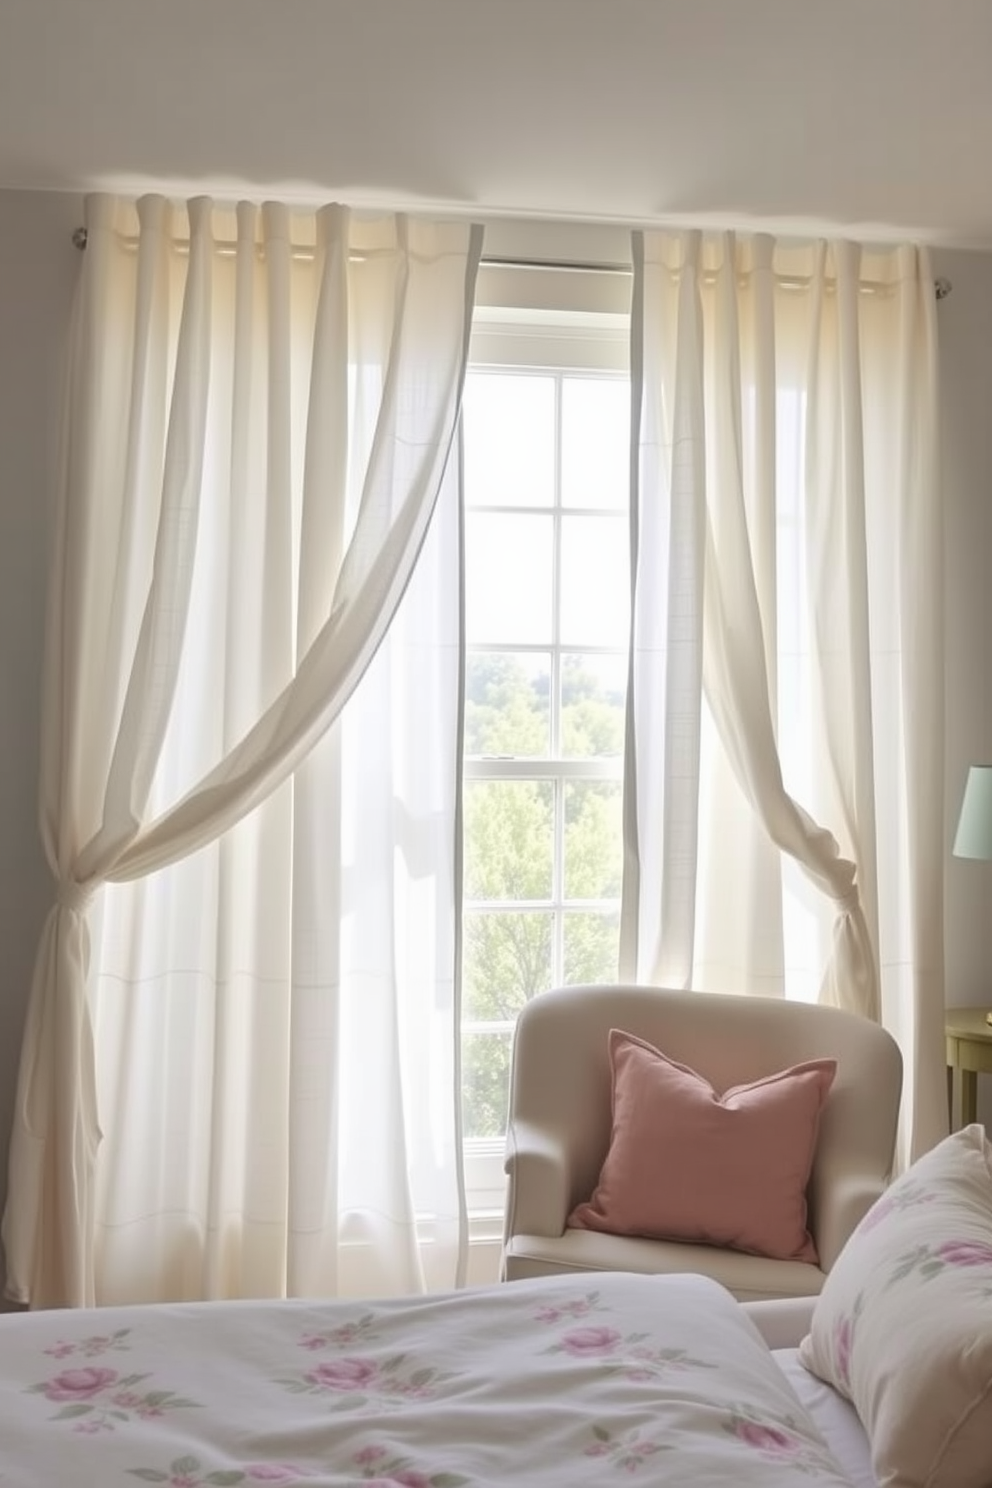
[3,194,481,1307]
[622,231,945,1165]
[92,474,466,1304]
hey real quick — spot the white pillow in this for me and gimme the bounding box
[799,1124,992,1488]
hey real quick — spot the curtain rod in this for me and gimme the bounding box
[482,256,952,300]
[70,227,626,274]
[70,228,952,300]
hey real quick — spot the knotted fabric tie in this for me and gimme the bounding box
[832,885,861,918]
[56,878,96,915]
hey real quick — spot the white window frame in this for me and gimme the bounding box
[462,263,631,1214]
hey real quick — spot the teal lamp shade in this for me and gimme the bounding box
[953,766,992,860]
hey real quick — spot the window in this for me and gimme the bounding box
[459,269,631,1207]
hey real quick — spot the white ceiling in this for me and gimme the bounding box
[3,0,992,247]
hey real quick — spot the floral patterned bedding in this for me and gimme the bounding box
[0,1271,858,1486]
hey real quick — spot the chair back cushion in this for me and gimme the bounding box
[507,985,902,1270]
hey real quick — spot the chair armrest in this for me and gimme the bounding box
[811,1168,885,1272]
[741,1297,817,1350]
[503,1120,575,1242]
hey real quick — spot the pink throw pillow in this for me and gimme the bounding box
[568,1030,836,1263]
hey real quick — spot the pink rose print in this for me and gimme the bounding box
[43,1327,131,1361]
[346,1444,468,1486]
[355,1446,389,1470]
[620,1343,713,1381]
[306,1356,379,1391]
[30,1369,198,1437]
[280,1350,451,1410]
[44,1366,118,1402]
[533,1291,601,1325]
[833,1315,854,1390]
[938,1239,992,1267]
[888,1238,992,1288]
[112,1391,144,1409]
[354,1447,389,1467]
[859,1184,936,1235]
[559,1326,622,1358]
[583,1425,669,1469]
[858,1195,894,1234]
[735,1420,799,1455]
[128,1458,306,1486]
[297,1313,378,1352]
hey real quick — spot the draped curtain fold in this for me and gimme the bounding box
[5,205,948,1311]
[622,229,946,1163]
[3,194,482,1308]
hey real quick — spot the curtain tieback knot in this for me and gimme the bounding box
[832,886,861,918]
[56,878,96,915]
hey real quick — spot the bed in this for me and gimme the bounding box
[3,1123,990,1487]
[0,1271,866,1487]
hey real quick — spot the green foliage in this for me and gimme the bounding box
[463,782,553,901]
[462,1032,513,1143]
[564,781,622,899]
[563,911,621,987]
[461,651,625,1137]
[464,911,552,1022]
[561,655,625,758]
[465,653,548,758]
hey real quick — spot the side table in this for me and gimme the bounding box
[945,1006,992,1130]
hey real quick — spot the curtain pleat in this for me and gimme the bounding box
[3,195,482,1308]
[624,229,945,1156]
[5,201,946,1311]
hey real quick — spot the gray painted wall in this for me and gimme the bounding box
[0,190,81,1301]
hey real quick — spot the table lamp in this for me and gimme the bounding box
[952,765,992,1025]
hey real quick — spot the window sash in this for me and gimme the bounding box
[460,315,630,1185]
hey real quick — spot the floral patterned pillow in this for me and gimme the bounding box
[799,1123,992,1488]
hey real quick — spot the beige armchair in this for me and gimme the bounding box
[502,984,902,1302]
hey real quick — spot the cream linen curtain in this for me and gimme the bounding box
[622,230,946,1164]
[3,194,482,1308]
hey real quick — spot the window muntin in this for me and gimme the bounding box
[461,355,630,1160]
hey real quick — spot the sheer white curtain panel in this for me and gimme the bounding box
[3,194,482,1308]
[622,230,945,1164]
